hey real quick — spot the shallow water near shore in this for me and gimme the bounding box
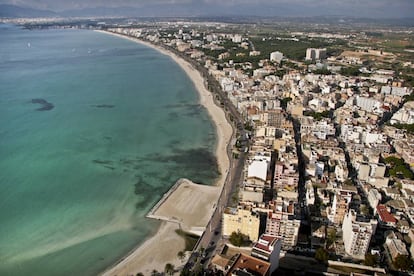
[0,25,218,276]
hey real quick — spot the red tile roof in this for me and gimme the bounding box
[227,253,270,276]
[254,242,271,252]
[261,234,277,243]
[377,204,397,223]
[252,234,280,254]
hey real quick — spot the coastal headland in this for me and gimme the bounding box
[98,30,233,275]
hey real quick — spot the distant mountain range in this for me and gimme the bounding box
[0,4,57,18]
[0,4,204,18]
[1,3,414,25]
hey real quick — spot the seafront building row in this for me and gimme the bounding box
[106,25,414,274]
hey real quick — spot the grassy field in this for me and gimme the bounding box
[175,229,200,251]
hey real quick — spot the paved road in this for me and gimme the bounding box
[184,147,247,271]
[291,116,307,220]
[149,38,249,272]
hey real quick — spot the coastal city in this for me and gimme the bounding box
[105,19,414,276]
[3,14,414,276]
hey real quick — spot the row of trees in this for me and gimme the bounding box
[135,250,188,276]
[391,123,414,135]
[135,262,175,276]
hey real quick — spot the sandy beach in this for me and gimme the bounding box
[98,31,233,276]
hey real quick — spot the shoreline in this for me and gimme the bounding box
[97,30,233,275]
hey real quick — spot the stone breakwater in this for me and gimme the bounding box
[145,178,184,221]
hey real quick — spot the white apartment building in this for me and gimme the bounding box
[391,109,414,125]
[368,188,382,212]
[334,163,346,183]
[342,209,377,260]
[270,51,284,63]
[300,117,335,140]
[273,161,299,191]
[247,155,271,183]
[305,182,315,206]
[220,77,235,92]
[232,34,242,43]
[312,120,336,140]
[251,234,283,274]
[305,48,327,61]
[327,191,353,225]
[355,96,382,113]
[381,85,412,97]
[401,179,414,191]
[265,211,300,249]
[361,132,385,145]
[390,102,414,125]
[264,200,300,249]
[357,162,386,182]
[340,125,362,143]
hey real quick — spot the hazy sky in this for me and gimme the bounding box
[2,0,414,18]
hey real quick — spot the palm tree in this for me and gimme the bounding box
[136,273,144,276]
[151,269,158,276]
[177,250,185,263]
[164,263,175,275]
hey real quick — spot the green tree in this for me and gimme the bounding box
[315,247,329,263]
[314,68,332,75]
[303,110,331,121]
[395,182,403,189]
[229,231,246,247]
[177,250,185,263]
[353,111,360,118]
[280,97,292,110]
[244,122,254,131]
[180,268,191,276]
[385,156,414,179]
[393,254,412,271]
[326,229,337,249]
[164,263,175,275]
[136,273,144,276]
[151,270,159,276]
[340,66,361,76]
[392,123,414,135]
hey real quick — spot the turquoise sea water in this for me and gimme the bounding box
[0,25,218,276]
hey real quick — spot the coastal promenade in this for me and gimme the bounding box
[99,30,237,276]
[148,38,250,271]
